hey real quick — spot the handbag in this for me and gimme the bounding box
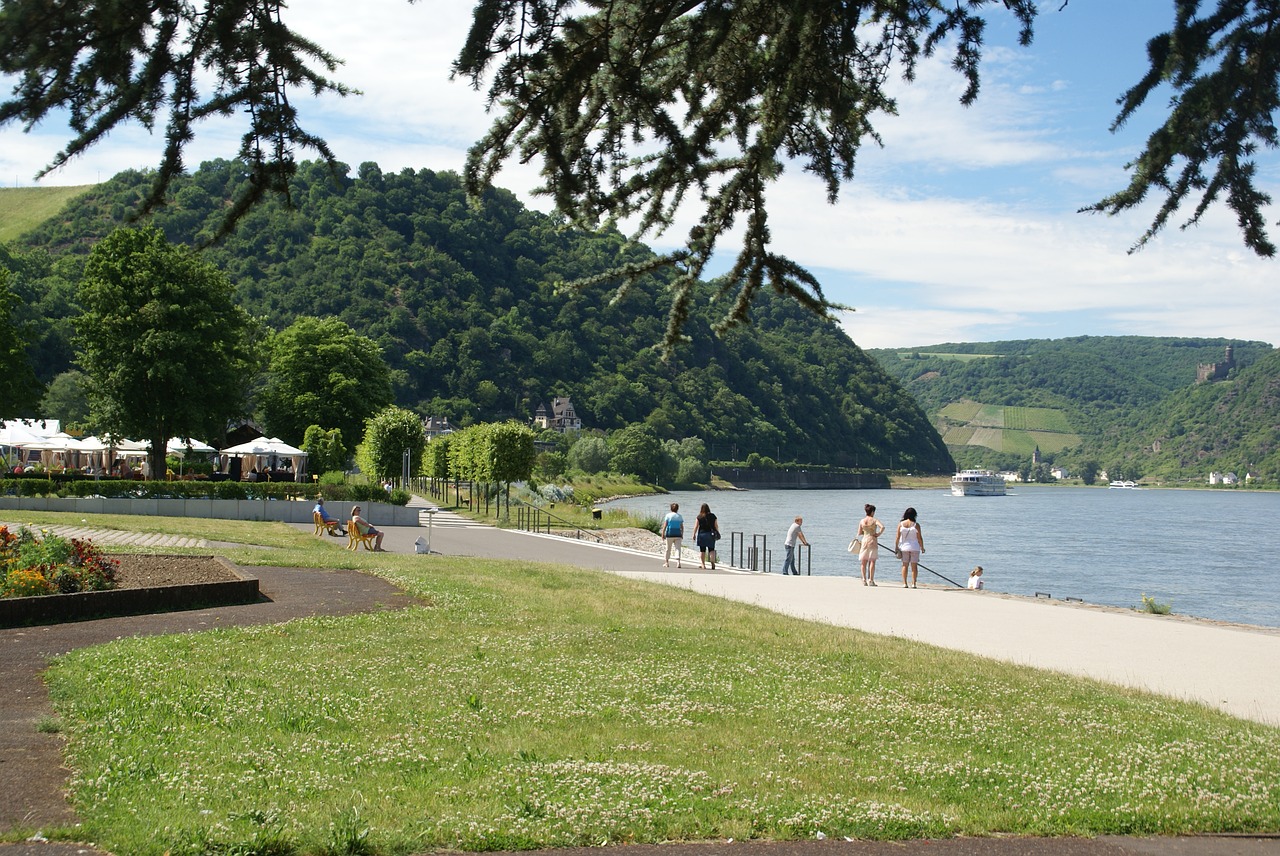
[847,540,857,553]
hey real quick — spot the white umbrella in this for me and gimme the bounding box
[165,437,217,454]
[221,437,275,455]
[76,436,110,452]
[0,422,44,446]
[263,437,306,457]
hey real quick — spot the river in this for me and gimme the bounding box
[604,485,1280,628]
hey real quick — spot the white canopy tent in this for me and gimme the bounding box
[220,436,307,481]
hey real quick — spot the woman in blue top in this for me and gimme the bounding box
[660,502,683,568]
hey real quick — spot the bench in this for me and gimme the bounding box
[314,511,342,537]
[347,520,376,551]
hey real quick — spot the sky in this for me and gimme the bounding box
[1,0,1277,350]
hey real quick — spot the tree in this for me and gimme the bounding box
[76,226,257,479]
[0,270,42,416]
[38,370,91,430]
[1079,460,1100,486]
[357,406,425,484]
[608,424,662,483]
[0,0,350,240]
[259,317,393,447]
[302,424,348,477]
[1085,0,1280,257]
[6,2,1275,348]
[567,435,610,475]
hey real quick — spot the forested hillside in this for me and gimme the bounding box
[869,337,1277,481]
[3,160,953,473]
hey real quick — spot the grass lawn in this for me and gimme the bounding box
[0,185,95,243]
[16,514,1280,855]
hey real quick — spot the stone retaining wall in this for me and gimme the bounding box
[0,558,258,628]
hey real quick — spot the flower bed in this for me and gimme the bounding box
[0,525,118,598]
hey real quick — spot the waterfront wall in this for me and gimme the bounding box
[716,468,889,490]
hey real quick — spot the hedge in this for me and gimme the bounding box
[0,478,410,506]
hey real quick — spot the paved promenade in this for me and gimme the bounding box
[392,506,1280,727]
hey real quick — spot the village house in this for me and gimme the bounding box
[533,397,582,433]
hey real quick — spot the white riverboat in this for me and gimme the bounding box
[1108,480,1140,489]
[951,470,1007,497]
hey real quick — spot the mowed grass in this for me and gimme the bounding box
[21,514,1280,855]
[0,185,95,243]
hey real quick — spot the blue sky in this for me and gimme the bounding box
[1,0,1276,350]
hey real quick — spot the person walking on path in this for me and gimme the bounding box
[660,502,684,568]
[693,502,720,570]
[856,503,885,586]
[894,506,924,588]
[781,516,809,575]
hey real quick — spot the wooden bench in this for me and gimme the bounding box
[347,520,376,551]
[314,511,342,536]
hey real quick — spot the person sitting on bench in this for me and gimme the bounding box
[313,497,345,535]
[350,505,385,551]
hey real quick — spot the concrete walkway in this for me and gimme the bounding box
[1,520,211,549]
[378,505,1280,727]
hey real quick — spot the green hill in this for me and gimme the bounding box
[0,185,95,243]
[2,160,954,473]
[870,337,1276,481]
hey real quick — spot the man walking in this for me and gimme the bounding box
[782,516,809,575]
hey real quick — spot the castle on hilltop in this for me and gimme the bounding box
[1196,344,1235,383]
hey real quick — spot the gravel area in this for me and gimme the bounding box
[110,554,241,589]
[579,527,700,561]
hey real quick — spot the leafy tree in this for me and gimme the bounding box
[76,226,257,479]
[6,1,1277,349]
[0,270,41,416]
[567,435,610,475]
[534,450,567,482]
[1079,460,1100,486]
[259,316,392,447]
[357,406,426,484]
[608,424,662,483]
[38,370,91,430]
[302,424,348,477]
[675,457,710,487]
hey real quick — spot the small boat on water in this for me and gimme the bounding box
[951,470,1007,497]
[1108,480,1140,489]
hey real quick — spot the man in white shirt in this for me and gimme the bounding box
[782,516,809,575]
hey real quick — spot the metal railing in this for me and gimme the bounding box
[511,499,603,543]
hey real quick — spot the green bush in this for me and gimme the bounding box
[0,478,410,506]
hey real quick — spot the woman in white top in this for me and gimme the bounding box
[894,506,924,588]
[855,503,885,586]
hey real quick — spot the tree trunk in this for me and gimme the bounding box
[150,436,167,481]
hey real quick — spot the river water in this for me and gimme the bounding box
[604,485,1280,628]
